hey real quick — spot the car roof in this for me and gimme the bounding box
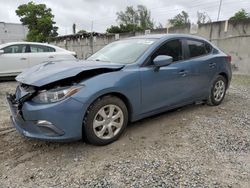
[0,41,63,50]
[129,33,208,41]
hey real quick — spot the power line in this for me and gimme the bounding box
[151,0,249,14]
[84,0,250,31]
[92,0,249,23]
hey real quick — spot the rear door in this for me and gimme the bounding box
[184,39,215,97]
[0,44,29,75]
[27,44,56,67]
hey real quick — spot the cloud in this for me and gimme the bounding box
[0,0,249,35]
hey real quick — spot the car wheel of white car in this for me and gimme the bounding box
[83,95,128,145]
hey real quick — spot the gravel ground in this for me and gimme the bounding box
[0,75,250,187]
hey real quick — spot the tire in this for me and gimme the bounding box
[83,95,128,145]
[207,75,227,106]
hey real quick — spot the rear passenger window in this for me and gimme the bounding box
[152,39,183,62]
[187,40,211,58]
[30,45,55,53]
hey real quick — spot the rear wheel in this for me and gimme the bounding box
[207,75,227,106]
[83,95,128,145]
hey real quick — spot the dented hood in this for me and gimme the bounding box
[16,60,124,87]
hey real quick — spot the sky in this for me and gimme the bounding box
[0,0,249,35]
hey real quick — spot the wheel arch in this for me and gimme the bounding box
[218,72,229,88]
[101,92,133,122]
[84,91,133,123]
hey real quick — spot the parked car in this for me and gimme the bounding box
[0,42,76,77]
[6,34,232,145]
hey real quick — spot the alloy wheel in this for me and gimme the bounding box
[213,80,225,102]
[93,104,124,139]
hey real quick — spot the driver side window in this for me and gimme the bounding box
[152,39,183,63]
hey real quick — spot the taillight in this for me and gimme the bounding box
[226,55,231,63]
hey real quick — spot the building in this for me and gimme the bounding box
[0,22,28,44]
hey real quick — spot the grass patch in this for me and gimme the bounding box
[231,74,250,86]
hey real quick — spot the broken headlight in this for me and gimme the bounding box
[32,86,82,104]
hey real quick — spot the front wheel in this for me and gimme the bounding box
[207,75,227,106]
[83,95,128,145]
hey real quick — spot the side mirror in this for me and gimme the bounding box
[153,55,173,67]
[0,50,4,55]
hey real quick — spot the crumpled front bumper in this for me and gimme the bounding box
[6,93,87,142]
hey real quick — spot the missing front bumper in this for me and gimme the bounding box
[6,93,65,138]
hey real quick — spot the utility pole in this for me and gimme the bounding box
[91,20,93,33]
[90,20,94,54]
[72,23,76,34]
[217,0,222,21]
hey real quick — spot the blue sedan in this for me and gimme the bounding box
[7,34,232,145]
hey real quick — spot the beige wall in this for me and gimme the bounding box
[51,20,250,75]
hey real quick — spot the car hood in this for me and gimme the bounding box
[16,60,124,87]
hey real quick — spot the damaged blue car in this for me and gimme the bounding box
[6,34,232,145]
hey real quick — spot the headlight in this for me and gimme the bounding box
[32,86,82,104]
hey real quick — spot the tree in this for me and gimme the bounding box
[229,9,250,21]
[117,6,139,26]
[77,29,87,34]
[137,5,154,30]
[107,24,143,33]
[107,5,154,33]
[197,11,211,24]
[106,25,121,33]
[156,22,163,29]
[168,11,190,27]
[16,1,58,42]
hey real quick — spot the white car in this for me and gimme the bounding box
[0,42,76,77]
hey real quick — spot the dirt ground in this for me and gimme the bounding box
[0,75,250,188]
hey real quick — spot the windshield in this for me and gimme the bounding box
[87,38,156,64]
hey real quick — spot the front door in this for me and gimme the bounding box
[140,39,196,114]
[0,44,29,75]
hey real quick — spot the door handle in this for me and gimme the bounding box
[48,56,54,58]
[209,62,216,68]
[20,57,27,60]
[178,70,188,77]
